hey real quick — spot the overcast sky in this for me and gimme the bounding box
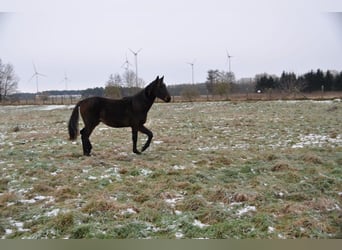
[1,0,342,93]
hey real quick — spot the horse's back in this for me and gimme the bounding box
[79,96,132,127]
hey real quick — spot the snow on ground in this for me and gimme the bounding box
[0,105,73,112]
[292,134,342,148]
[236,206,257,216]
[164,193,185,208]
[193,219,209,228]
[34,105,74,111]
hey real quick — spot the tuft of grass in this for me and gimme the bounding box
[302,153,323,164]
[54,186,78,201]
[0,178,9,192]
[53,212,74,234]
[271,161,291,172]
[71,224,92,239]
[82,198,120,214]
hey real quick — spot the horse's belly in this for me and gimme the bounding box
[102,119,129,128]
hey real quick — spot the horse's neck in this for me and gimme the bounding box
[143,95,156,112]
[133,90,155,112]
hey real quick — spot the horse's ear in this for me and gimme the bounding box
[155,76,159,82]
[160,76,164,82]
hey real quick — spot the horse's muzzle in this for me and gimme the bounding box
[164,96,171,102]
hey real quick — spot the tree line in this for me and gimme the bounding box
[255,70,342,93]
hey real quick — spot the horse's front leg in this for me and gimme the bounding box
[139,125,153,152]
[131,128,141,154]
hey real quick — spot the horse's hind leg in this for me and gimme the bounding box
[131,128,141,155]
[80,124,97,156]
[80,128,92,156]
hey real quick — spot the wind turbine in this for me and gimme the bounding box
[226,50,233,74]
[29,62,46,93]
[61,71,69,90]
[121,54,133,72]
[187,60,196,84]
[129,48,142,87]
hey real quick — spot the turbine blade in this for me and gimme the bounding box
[28,74,36,82]
[37,73,47,77]
[32,62,37,73]
[129,48,135,54]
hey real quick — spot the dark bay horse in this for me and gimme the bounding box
[68,76,171,156]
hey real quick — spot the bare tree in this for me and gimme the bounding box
[108,73,123,86]
[181,85,200,102]
[0,60,19,102]
[122,69,136,88]
[104,74,122,99]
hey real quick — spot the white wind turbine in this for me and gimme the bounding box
[129,48,142,87]
[29,62,46,93]
[121,54,133,72]
[62,71,69,90]
[226,50,233,74]
[187,60,196,84]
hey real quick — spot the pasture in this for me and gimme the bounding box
[0,100,341,239]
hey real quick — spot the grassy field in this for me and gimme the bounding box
[0,100,341,239]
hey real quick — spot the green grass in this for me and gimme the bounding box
[0,100,341,238]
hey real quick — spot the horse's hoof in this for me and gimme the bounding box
[133,150,141,155]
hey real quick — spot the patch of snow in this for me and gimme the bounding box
[140,168,152,176]
[5,229,13,235]
[237,206,256,216]
[198,145,229,151]
[121,208,137,215]
[153,140,163,144]
[175,210,182,215]
[19,195,54,204]
[193,219,209,228]
[164,194,184,208]
[35,105,74,111]
[268,226,275,233]
[278,192,284,198]
[88,176,97,180]
[232,143,250,150]
[10,220,30,232]
[19,199,37,204]
[327,204,341,211]
[98,127,109,131]
[292,134,342,148]
[172,165,186,170]
[278,233,286,239]
[45,208,60,217]
[175,231,184,239]
[104,167,122,181]
[229,202,243,206]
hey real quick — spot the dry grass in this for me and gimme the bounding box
[0,100,341,238]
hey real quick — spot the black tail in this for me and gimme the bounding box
[68,102,80,140]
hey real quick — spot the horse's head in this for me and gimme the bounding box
[149,76,171,102]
